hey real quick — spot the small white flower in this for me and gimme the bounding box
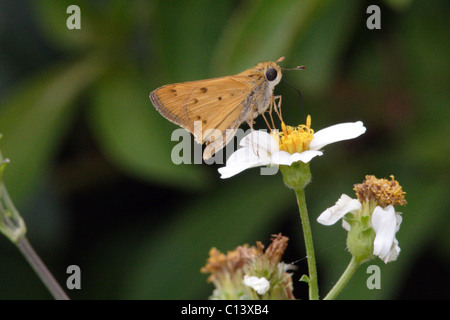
[317,194,402,263]
[243,275,270,295]
[218,121,366,179]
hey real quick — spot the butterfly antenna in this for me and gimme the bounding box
[281,78,305,122]
[281,65,306,71]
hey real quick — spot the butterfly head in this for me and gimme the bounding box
[253,61,283,90]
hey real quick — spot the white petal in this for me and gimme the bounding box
[395,213,403,232]
[219,157,269,179]
[383,213,402,262]
[271,150,323,166]
[341,219,351,231]
[218,146,271,179]
[218,161,264,179]
[243,275,270,295]
[317,194,362,226]
[309,121,366,151]
[224,145,264,166]
[372,205,399,263]
[240,131,279,155]
[385,238,401,263]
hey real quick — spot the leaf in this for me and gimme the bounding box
[299,274,310,283]
[382,0,413,11]
[150,0,231,81]
[212,0,325,74]
[289,0,361,94]
[31,0,96,50]
[0,55,105,201]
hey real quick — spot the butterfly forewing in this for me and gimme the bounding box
[150,76,255,144]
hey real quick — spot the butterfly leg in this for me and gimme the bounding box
[261,110,272,130]
[273,95,283,123]
[245,106,261,158]
[250,107,257,157]
[268,95,276,129]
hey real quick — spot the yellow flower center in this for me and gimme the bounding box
[272,115,314,154]
[354,175,407,208]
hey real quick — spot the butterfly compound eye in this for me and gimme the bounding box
[265,67,278,81]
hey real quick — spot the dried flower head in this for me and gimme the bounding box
[354,175,406,208]
[201,245,257,283]
[201,233,295,300]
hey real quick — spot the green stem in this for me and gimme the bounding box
[323,256,361,300]
[1,153,69,300]
[294,187,319,300]
[16,236,70,300]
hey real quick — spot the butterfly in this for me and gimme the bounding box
[150,57,303,160]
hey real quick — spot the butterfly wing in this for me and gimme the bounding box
[150,76,256,146]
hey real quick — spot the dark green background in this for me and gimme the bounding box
[0,0,448,299]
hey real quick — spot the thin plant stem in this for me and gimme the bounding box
[16,236,70,300]
[294,187,319,300]
[323,256,361,300]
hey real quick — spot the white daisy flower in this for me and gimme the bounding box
[218,116,366,179]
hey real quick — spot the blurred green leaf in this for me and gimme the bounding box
[33,0,151,53]
[150,0,231,81]
[291,0,361,93]
[0,55,105,201]
[399,0,449,118]
[382,0,413,11]
[89,67,210,190]
[212,0,325,74]
[32,0,95,51]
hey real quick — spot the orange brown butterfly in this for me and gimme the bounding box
[150,57,304,160]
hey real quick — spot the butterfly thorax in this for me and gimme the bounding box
[238,61,282,117]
